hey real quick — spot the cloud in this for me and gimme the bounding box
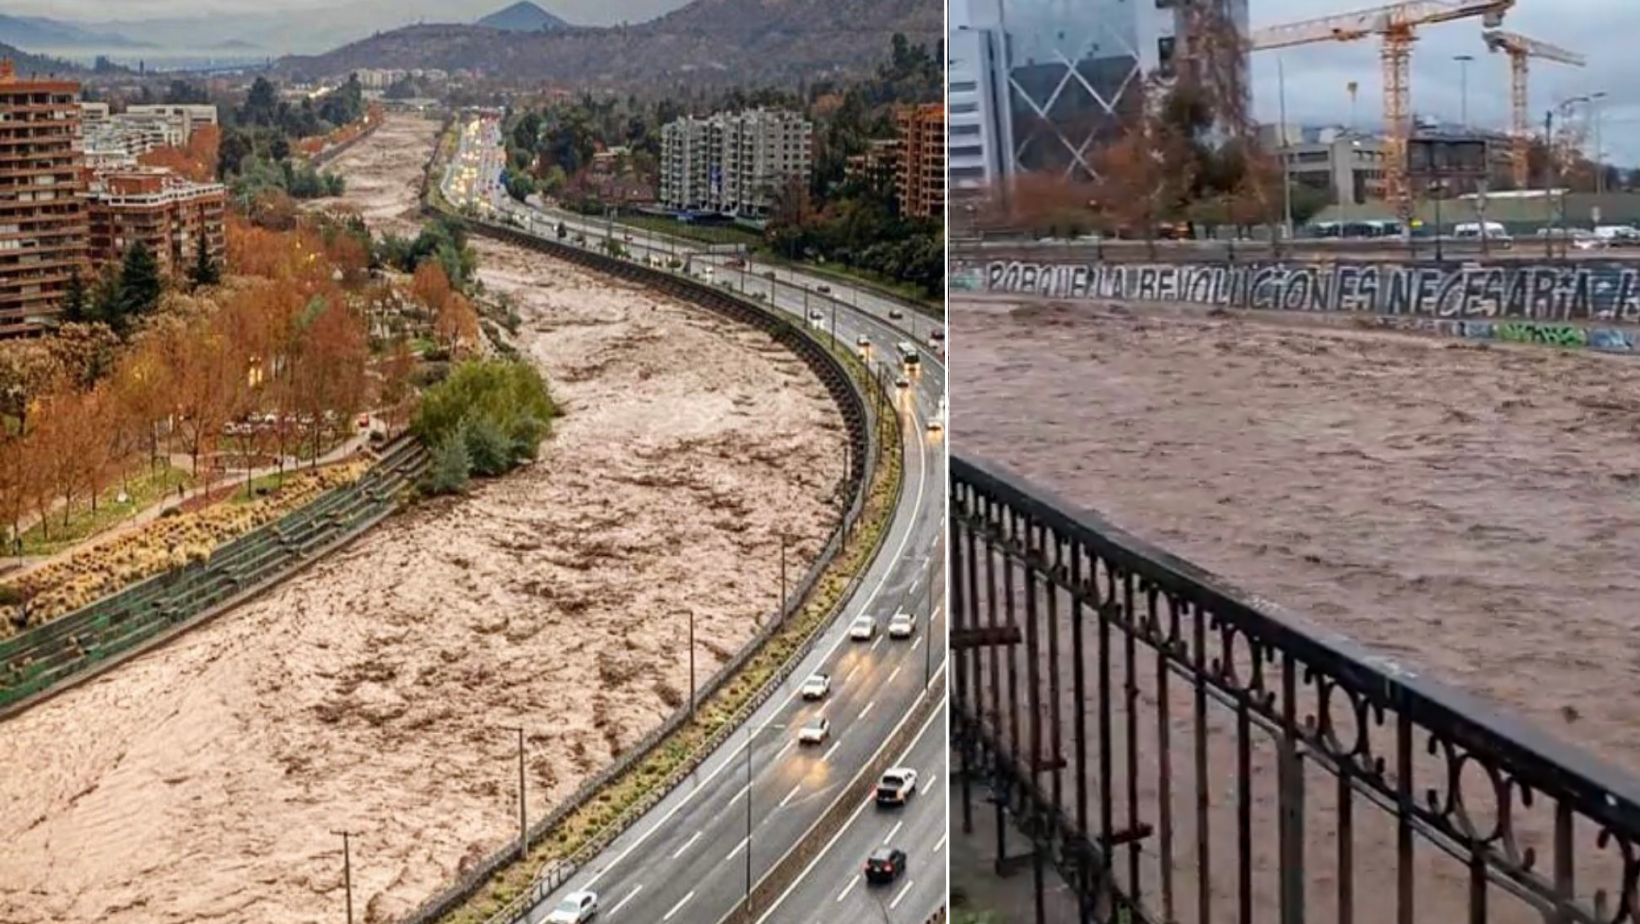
[1252,0,1638,162]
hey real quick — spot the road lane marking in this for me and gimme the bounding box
[931,606,941,622]
[752,702,946,924]
[822,740,841,761]
[890,880,914,910]
[844,665,859,685]
[728,782,749,806]
[775,740,795,761]
[858,700,875,721]
[779,784,802,808]
[662,890,695,921]
[934,833,948,853]
[835,877,855,902]
[887,665,901,685]
[610,886,643,915]
[924,774,937,791]
[871,636,883,652]
[727,836,748,860]
[883,820,903,843]
[910,637,922,652]
[909,577,918,591]
[671,831,702,860]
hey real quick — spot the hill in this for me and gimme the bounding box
[477,1,568,32]
[0,14,145,50]
[0,40,85,76]
[278,0,939,87]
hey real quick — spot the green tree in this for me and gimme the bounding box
[413,358,556,477]
[115,242,162,330]
[188,229,220,291]
[240,76,279,127]
[61,265,87,323]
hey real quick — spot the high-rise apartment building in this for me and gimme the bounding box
[0,60,88,335]
[660,109,813,216]
[948,0,1010,202]
[87,168,226,277]
[895,103,944,219]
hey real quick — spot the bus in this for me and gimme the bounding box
[896,341,919,369]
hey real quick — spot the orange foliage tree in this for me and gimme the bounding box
[137,124,222,183]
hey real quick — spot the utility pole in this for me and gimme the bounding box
[686,609,696,716]
[1277,57,1294,247]
[1592,91,1608,196]
[744,722,784,913]
[1546,109,1562,258]
[499,726,526,860]
[332,830,356,924]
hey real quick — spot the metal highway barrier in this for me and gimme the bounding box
[950,452,1640,924]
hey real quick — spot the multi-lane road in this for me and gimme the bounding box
[441,117,948,924]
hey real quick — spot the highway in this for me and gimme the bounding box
[753,689,947,924]
[442,117,948,924]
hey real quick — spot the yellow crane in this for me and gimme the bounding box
[1481,29,1585,188]
[1250,0,1514,212]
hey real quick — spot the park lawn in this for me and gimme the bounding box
[19,464,194,556]
[613,213,765,248]
[227,470,294,505]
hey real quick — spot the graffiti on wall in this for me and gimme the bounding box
[983,260,1640,324]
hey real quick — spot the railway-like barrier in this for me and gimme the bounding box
[951,452,1640,924]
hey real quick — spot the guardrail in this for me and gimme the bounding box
[715,667,946,924]
[0,436,428,720]
[950,451,1640,924]
[391,191,895,924]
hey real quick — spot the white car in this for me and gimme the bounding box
[800,672,831,700]
[875,767,918,805]
[857,334,870,348]
[849,615,876,640]
[895,375,910,389]
[888,610,916,639]
[798,716,831,745]
[545,890,598,924]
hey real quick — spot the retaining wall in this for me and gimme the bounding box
[976,258,1640,354]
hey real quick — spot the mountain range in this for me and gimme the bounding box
[0,14,149,52]
[0,39,86,75]
[279,0,940,87]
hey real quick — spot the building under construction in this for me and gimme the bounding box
[0,60,88,335]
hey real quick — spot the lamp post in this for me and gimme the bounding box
[682,609,696,717]
[744,722,786,910]
[1592,91,1608,195]
[1454,54,1474,130]
[332,830,357,924]
[499,726,527,860]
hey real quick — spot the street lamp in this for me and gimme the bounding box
[499,726,527,860]
[331,829,357,924]
[1591,91,1609,195]
[744,722,786,909]
[1454,54,1474,129]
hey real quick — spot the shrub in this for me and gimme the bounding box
[463,414,512,477]
[413,358,556,472]
[425,431,472,495]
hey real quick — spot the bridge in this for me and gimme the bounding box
[951,452,1640,924]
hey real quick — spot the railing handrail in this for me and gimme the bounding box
[952,450,1640,834]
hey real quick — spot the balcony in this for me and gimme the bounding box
[952,453,1640,924]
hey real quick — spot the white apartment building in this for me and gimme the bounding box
[125,103,218,138]
[660,109,813,216]
[948,0,1009,201]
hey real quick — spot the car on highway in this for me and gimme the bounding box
[876,767,918,805]
[930,327,944,341]
[545,890,599,923]
[808,309,823,322]
[800,672,831,700]
[849,614,876,640]
[857,334,870,348]
[816,284,831,294]
[798,715,831,744]
[888,609,916,639]
[895,374,910,389]
[864,847,908,884]
[889,308,904,320]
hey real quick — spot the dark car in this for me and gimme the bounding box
[864,847,907,884]
[889,308,904,320]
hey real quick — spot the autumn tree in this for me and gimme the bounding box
[435,292,481,356]
[170,324,244,480]
[62,265,88,323]
[116,328,178,469]
[0,340,63,433]
[286,299,369,465]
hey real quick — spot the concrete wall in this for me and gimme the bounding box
[977,259,1640,353]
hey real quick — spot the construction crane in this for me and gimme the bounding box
[1481,29,1585,188]
[1250,0,1514,212]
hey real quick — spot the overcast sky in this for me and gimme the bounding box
[5,0,681,28]
[1250,0,1637,164]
